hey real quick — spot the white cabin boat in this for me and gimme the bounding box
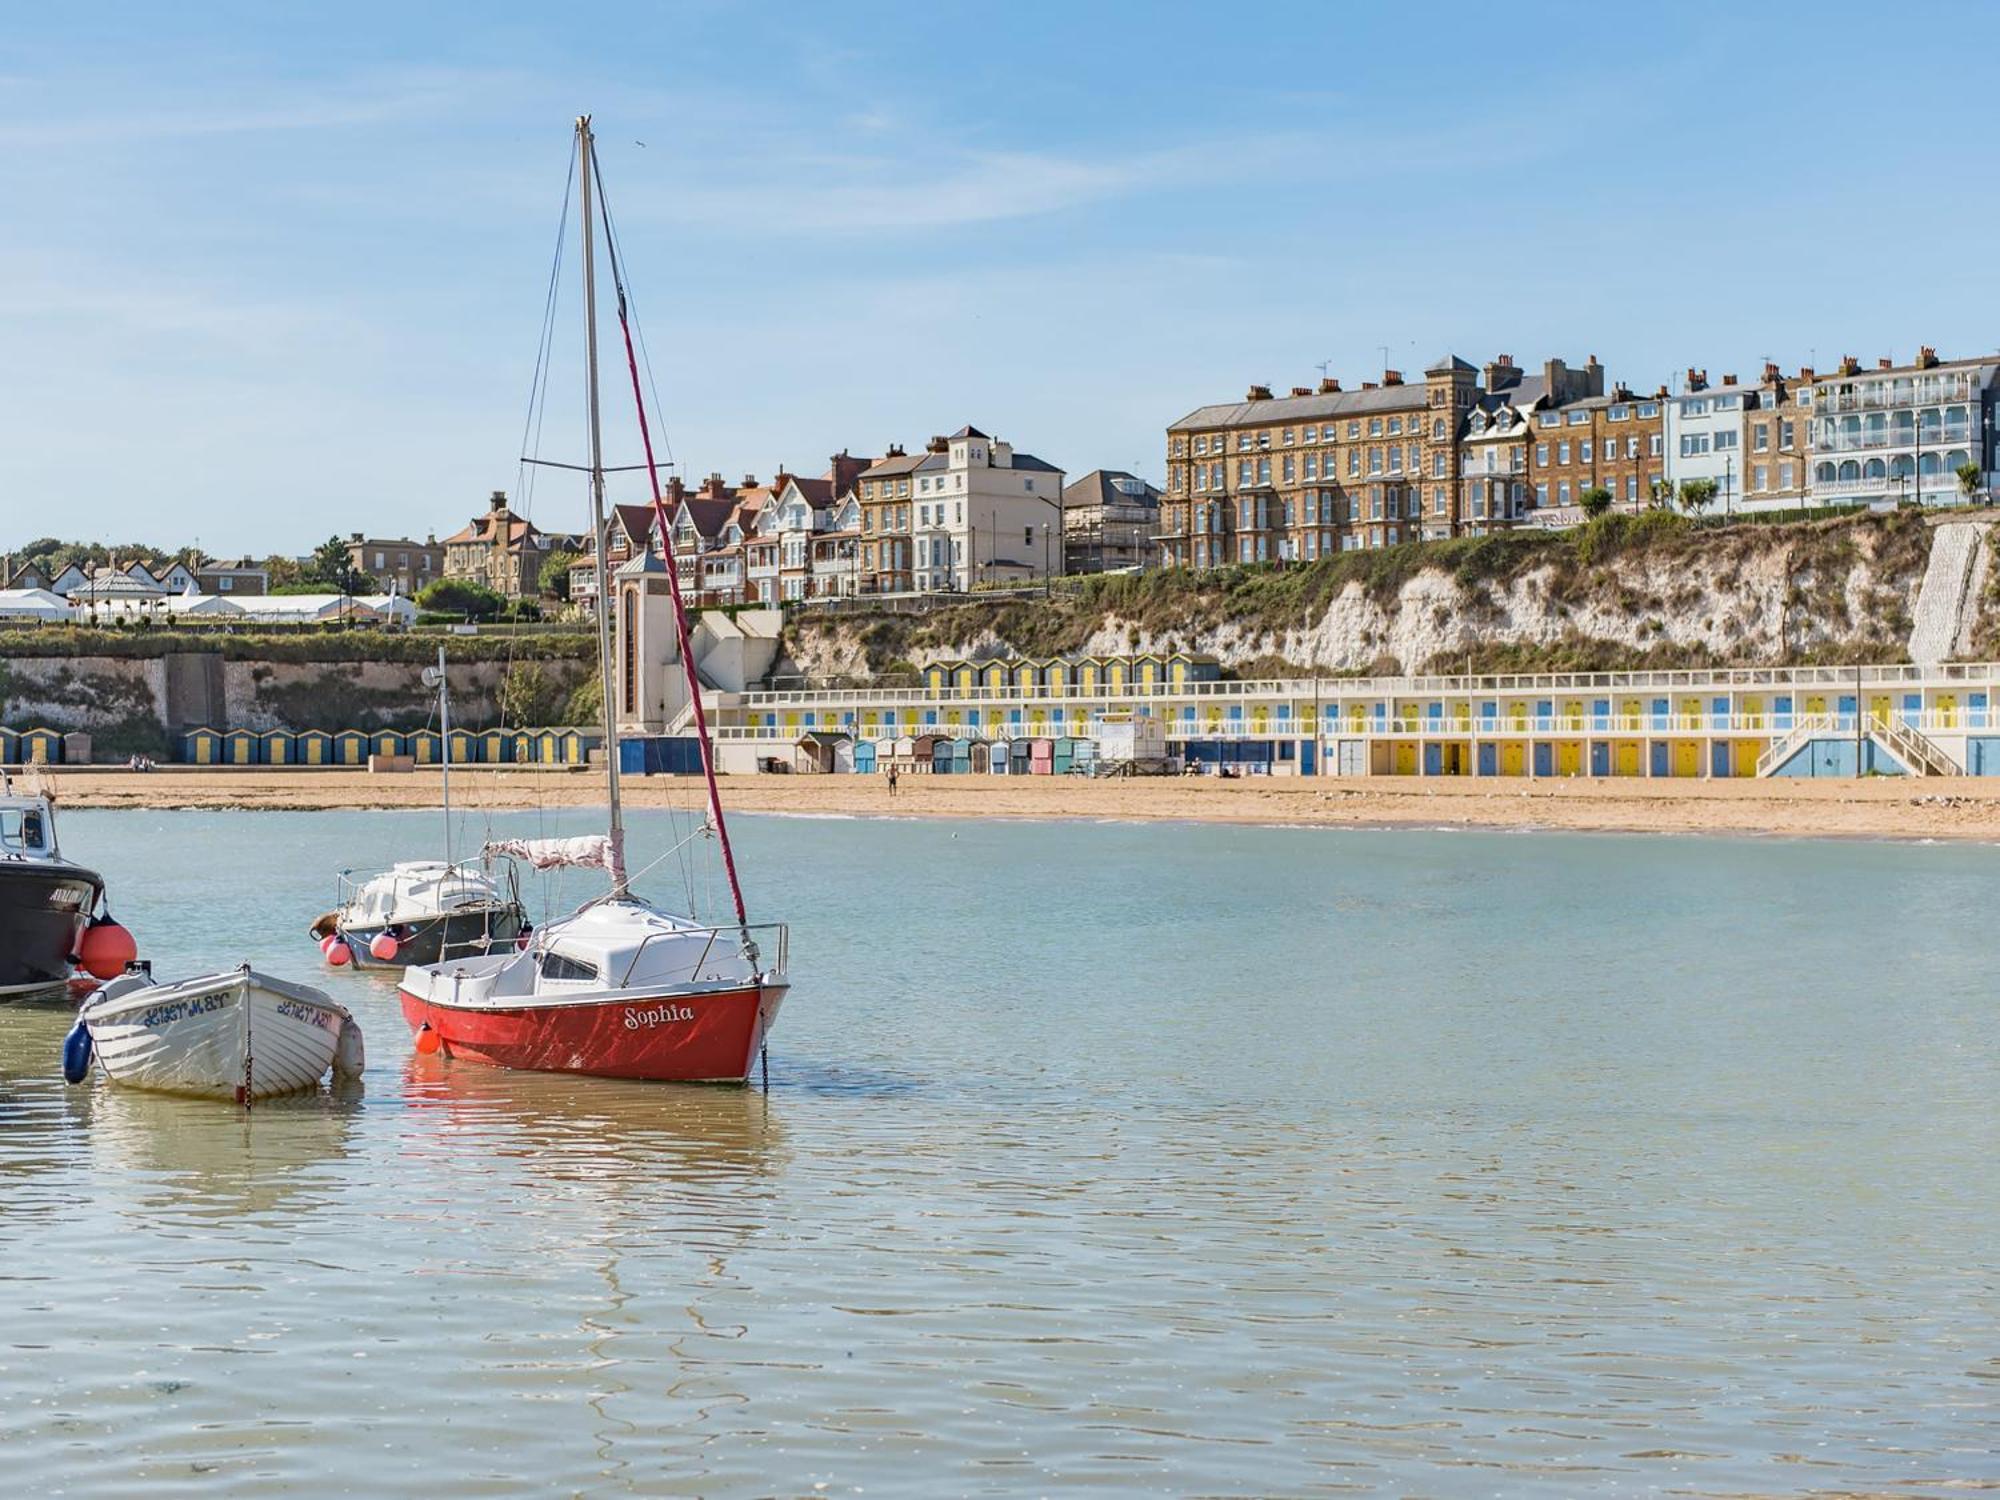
[77,965,364,1101]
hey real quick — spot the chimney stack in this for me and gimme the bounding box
[1245,384,1273,401]
[1361,381,1378,391]
[1683,368,1707,392]
[1877,358,1894,371]
[1383,370,1403,386]
[1799,366,1815,383]
[1918,345,1939,368]
[1722,373,1737,387]
[1838,355,1860,376]
[1319,377,1341,394]
[1290,385,1313,397]
[1763,361,1780,382]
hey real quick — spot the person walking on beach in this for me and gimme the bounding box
[887,765,899,796]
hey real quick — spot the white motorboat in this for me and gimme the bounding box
[309,649,527,969]
[70,964,364,1102]
[313,859,525,969]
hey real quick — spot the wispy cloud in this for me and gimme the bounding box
[0,65,502,148]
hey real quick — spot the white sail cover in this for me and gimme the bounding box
[484,836,620,876]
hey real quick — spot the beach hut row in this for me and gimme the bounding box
[177,726,599,766]
[834,733,1096,776]
[0,727,71,765]
[919,652,1220,699]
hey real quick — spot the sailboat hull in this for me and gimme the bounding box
[397,980,786,1083]
[339,907,524,970]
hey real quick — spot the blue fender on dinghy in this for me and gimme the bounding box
[61,1019,92,1084]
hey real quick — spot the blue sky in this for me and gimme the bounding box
[5,1,1997,556]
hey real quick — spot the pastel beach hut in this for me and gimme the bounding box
[988,736,1010,774]
[180,726,222,765]
[20,728,64,764]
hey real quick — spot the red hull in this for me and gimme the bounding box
[398,982,785,1083]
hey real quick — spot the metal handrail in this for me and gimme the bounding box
[613,920,789,988]
[730,660,2000,709]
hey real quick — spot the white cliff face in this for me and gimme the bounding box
[784,517,1953,678]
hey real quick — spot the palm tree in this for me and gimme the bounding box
[1956,461,1983,505]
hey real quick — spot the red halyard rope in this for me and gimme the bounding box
[611,295,749,928]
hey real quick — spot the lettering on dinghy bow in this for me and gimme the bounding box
[623,1003,695,1030]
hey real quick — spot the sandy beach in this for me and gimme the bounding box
[26,764,2000,842]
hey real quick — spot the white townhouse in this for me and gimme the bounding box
[1808,348,1999,509]
[904,426,1066,592]
[1663,370,1752,512]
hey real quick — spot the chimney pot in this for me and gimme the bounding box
[1361,381,1378,391]
[1722,373,1737,387]
[1918,345,1939,368]
[1246,384,1273,401]
[1290,385,1313,397]
[1878,358,1894,371]
[1319,377,1341,394]
[1383,370,1403,386]
[1799,366,1815,383]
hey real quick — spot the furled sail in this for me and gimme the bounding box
[484,836,623,881]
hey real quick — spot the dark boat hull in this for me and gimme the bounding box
[338,905,525,970]
[0,860,102,1003]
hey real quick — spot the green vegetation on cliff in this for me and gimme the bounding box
[796,509,1939,679]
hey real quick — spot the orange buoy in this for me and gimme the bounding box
[326,939,352,967]
[78,919,138,982]
[414,1025,442,1055]
[368,931,400,962]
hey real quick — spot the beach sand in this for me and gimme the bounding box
[29,765,2000,842]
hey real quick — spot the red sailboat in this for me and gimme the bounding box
[398,116,789,1083]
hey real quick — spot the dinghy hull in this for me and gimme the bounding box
[84,969,361,1101]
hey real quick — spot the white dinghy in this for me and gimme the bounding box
[70,965,364,1103]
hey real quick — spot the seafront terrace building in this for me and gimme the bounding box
[697,659,2000,779]
[858,427,1066,594]
[1806,349,1997,509]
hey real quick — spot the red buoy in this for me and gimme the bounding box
[414,1025,442,1055]
[78,919,138,982]
[368,932,400,962]
[326,940,352,968]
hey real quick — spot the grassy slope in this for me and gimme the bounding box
[808,510,1935,678]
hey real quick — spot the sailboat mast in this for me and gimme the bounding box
[436,646,452,870]
[577,114,627,893]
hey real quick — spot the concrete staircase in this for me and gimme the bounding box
[1908,522,1990,665]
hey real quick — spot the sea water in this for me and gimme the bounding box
[1,808,1996,1495]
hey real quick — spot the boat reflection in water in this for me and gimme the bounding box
[397,1050,786,1190]
[80,1077,363,1224]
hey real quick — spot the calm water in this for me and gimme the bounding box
[2,808,1997,1496]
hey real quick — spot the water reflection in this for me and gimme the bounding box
[81,1083,362,1224]
[3,811,1998,1494]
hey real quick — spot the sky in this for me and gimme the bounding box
[4,1,1998,557]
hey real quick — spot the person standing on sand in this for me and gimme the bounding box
[887,766,899,796]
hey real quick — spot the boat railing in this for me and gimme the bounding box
[335,859,523,916]
[615,921,789,987]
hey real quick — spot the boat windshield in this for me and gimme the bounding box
[0,805,50,856]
